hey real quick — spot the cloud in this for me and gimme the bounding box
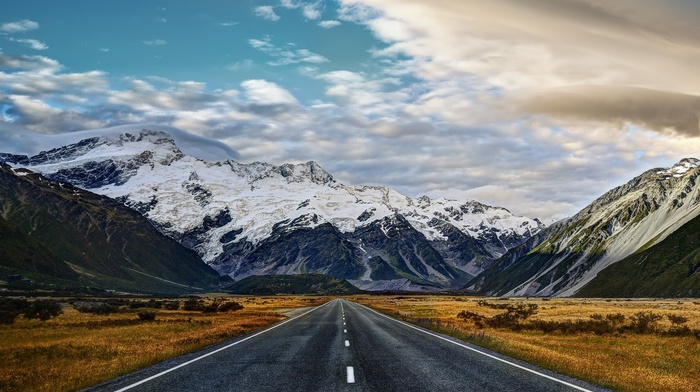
[338,2,381,23]
[342,0,700,132]
[220,21,239,26]
[0,52,60,70]
[9,38,48,50]
[0,19,39,34]
[142,39,167,46]
[249,36,329,66]
[156,17,167,23]
[5,2,700,220]
[517,86,700,136]
[280,0,300,9]
[241,79,299,106]
[303,3,322,20]
[318,20,341,28]
[227,59,253,71]
[254,6,281,21]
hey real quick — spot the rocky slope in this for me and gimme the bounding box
[1,125,545,290]
[471,158,700,296]
[0,163,222,293]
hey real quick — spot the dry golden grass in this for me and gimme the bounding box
[352,296,700,392]
[0,295,329,392]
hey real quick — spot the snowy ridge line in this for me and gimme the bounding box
[3,125,545,286]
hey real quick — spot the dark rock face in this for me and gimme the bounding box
[210,214,473,289]
[177,209,233,250]
[427,219,491,272]
[49,160,133,188]
[214,222,364,280]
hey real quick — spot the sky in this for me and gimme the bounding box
[2,0,700,221]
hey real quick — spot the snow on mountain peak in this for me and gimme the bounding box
[4,126,546,282]
[656,158,700,178]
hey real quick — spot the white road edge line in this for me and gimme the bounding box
[347,366,355,383]
[351,301,593,392]
[113,300,333,392]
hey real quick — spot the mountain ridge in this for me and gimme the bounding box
[470,157,700,296]
[2,126,544,290]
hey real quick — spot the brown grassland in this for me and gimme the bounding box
[352,295,700,392]
[3,294,700,392]
[0,295,329,392]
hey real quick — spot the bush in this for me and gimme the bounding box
[605,313,625,326]
[218,301,244,312]
[23,300,63,321]
[486,304,538,329]
[202,300,221,313]
[0,299,29,324]
[163,301,180,310]
[137,311,157,321]
[73,301,116,315]
[456,310,487,328]
[629,311,663,333]
[667,314,689,326]
[459,302,538,330]
[183,298,205,311]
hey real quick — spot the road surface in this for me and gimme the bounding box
[89,299,606,392]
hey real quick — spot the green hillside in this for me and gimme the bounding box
[0,164,222,294]
[576,214,700,297]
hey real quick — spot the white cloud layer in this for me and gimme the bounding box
[254,6,281,21]
[249,36,329,66]
[3,1,700,220]
[9,38,48,50]
[0,19,39,33]
[142,39,167,46]
[318,20,341,28]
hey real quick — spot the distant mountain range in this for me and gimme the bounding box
[0,126,543,292]
[2,125,699,297]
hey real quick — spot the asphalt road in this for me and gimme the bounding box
[89,299,607,392]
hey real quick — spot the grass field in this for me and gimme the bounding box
[4,294,699,392]
[0,295,329,392]
[352,295,700,392]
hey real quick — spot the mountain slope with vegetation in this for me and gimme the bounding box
[576,212,700,297]
[0,164,222,293]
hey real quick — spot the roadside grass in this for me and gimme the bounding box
[352,296,700,392]
[0,295,328,392]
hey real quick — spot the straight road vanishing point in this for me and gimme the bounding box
[89,299,607,392]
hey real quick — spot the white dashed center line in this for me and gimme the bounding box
[347,366,355,383]
[345,340,350,347]
[344,329,347,333]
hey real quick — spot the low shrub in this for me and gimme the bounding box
[183,298,205,311]
[23,300,63,321]
[629,311,663,333]
[218,301,244,312]
[0,298,29,324]
[73,302,116,315]
[137,311,157,321]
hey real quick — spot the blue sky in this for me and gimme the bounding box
[2,0,700,219]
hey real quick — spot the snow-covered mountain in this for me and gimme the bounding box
[1,126,545,290]
[471,158,700,296]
